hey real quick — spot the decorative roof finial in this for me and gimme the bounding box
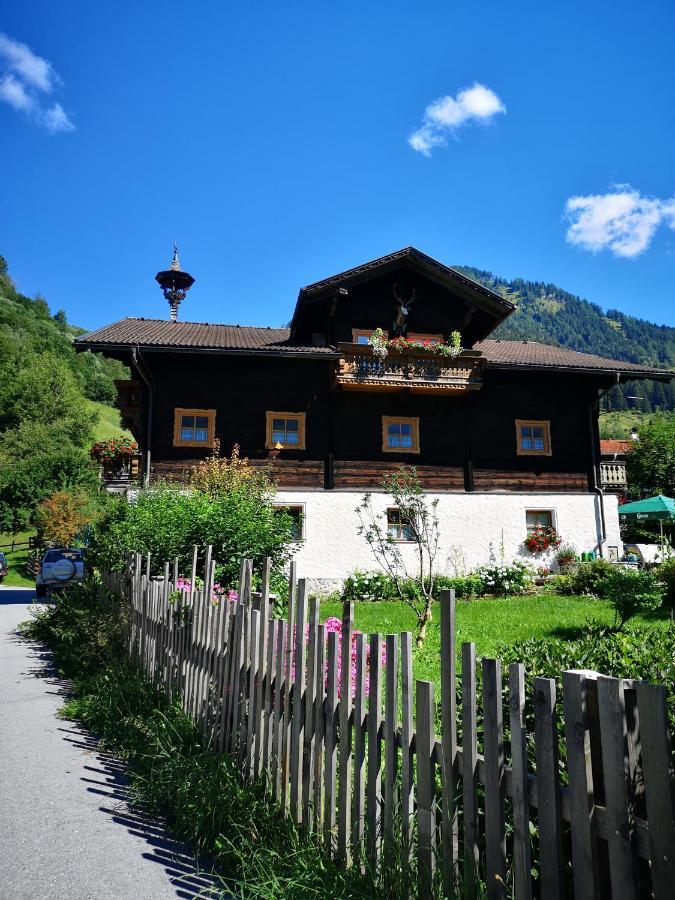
[155,245,195,321]
[170,242,181,272]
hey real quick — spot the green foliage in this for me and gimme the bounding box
[655,556,675,605]
[90,482,294,589]
[598,566,666,626]
[626,413,675,496]
[556,558,615,595]
[342,570,399,602]
[475,558,533,595]
[434,573,485,599]
[0,254,128,528]
[500,624,675,751]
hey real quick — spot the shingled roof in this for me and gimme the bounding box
[75,318,672,379]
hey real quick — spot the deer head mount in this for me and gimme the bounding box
[392,283,418,335]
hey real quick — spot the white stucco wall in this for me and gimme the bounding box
[274,489,622,583]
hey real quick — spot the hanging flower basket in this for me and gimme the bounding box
[90,436,139,464]
[524,526,563,554]
[368,328,462,360]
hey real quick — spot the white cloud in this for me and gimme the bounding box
[409,83,506,156]
[0,32,74,133]
[564,186,675,258]
[42,102,75,134]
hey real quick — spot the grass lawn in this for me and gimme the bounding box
[320,593,671,694]
[86,400,131,442]
[0,530,36,587]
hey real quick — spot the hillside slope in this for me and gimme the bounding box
[457,266,675,412]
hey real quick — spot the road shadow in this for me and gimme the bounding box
[0,587,37,605]
[21,635,227,899]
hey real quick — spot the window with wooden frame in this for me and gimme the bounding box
[173,408,216,447]
[407,332,443,344]
[387,507,414,541]
[352,328,376,345]
[515,419,552,456]
[525,509,555,534]
[265,411,306,450]
[382,416,420,453]
[274,504,306,541]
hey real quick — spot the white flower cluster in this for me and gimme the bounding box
[476,559,533,595]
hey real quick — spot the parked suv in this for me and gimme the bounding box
[35,548,85,598]
[0,552,7,584]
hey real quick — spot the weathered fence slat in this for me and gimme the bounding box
[272,618,287,802]
[400,631,414,872]
[280,563,296,813]
[509,663,532,900]
[352,632,367,868]
[324,630,339,855]
[313,622,326,835]
[367,631,383,871]
[635,681,675,900]
[483,657,506,898]
[416,679,436,900]
[534,677,564,900]
[337,601,354,866]
[597,676,636,900]
[440,589,457,896]
[462,642,479,894]
[302,597,319,829]
[384,632,399,858]
[290,579,307,823]
[562,670,597,900]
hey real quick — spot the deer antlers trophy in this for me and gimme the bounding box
[392,283,417,335]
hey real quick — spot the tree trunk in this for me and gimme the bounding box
[416,604,433,647]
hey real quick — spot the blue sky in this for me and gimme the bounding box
[2,0,674,331]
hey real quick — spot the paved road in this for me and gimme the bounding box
[0,589,222,899]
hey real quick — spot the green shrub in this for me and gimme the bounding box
[500,624,675,753]
[547,573,574,594]
[342,570,398,602]
[475,559,533,595]
[656,557,675,605]
[434,573,484,599]
[564,558,615,596]
[598,566,666,626]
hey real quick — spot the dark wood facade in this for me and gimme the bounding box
[80,249,669,494]
[123,350,601,492]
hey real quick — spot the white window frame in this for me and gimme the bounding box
[525,508,557,534]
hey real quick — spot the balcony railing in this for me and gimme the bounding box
[600,461,627,490]
[335,343,484,393]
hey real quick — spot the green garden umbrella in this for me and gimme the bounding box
[619,495,675,543]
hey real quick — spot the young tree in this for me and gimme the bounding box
[626,413,675,497]
[356,466,440,646]
[35,490,96,546]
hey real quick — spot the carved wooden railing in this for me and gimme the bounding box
[335,343,484,393]
[600,461,628,489]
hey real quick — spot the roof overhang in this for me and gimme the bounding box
[75,341,341,361]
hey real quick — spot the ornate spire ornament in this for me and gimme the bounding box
[155,244,195,321]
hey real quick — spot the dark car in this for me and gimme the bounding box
[0,552,7,583]
[35,548,85,598]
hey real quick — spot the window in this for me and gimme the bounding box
[352,329,376,344]
[387,507,414,541]
[173,408,216,447]
[382,416,420,453]
[525,510,554,533]
[407,332,443,344]
[274,504,305,541]
[265,411,306,450]
[515,419,552,456]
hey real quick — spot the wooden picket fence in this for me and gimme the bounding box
[103,549,675,899]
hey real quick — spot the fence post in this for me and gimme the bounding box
[482,658,506,897]
[509,663,532,900]
[416,679,436,900]
[384,633,399,859]
[462,642,479,894]
[290,579,308,823]
[337,600,354,866]
[324,630,339,855]
[440,589,457,894]
[534,677,564,900]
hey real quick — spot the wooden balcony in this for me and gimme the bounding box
[334,343,484,394]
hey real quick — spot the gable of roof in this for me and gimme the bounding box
[290,246,516,340]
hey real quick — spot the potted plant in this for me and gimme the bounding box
[368,328,462,360]
[524,525,563,554]
[90,436,139,479]
[555,543,578,568]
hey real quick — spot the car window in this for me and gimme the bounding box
[43,549,84,563]
[0,553,6,564]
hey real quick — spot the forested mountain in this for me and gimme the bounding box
[457,266,675,412]
[0,255,127,532]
